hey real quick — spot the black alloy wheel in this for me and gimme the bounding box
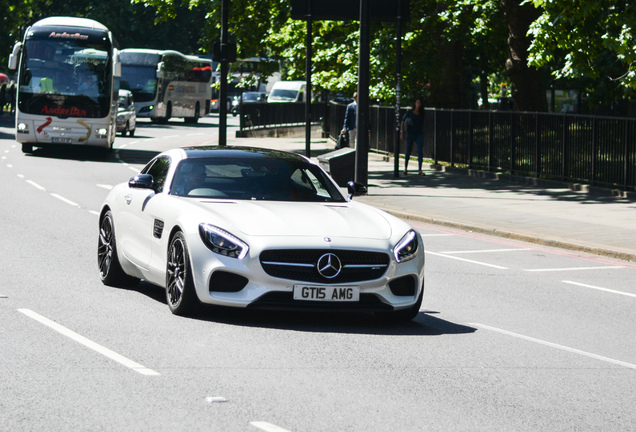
[166,232,199,316]
[98,210,139,287]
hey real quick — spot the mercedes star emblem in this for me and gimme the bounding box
[316,253,342,279]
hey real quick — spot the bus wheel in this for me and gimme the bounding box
[21,144,33,154]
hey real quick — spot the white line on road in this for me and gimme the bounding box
[440,248,530,254]
[50,193,79,207]
[96,184,113,190]
[250,422,292,432]
[420,233,455,237]
[471,323,636,369]
[26,179,46,191]
[426,251,508,269]
[563,280,636,298]
[525,266,624,272]
[18,309,160,376]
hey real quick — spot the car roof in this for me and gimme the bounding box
[179,146,312,164]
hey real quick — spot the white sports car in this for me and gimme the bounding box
[98,147,425,320]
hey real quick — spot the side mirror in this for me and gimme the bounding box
[129,174,154,190]
[8,42,22,70]
[347,181,367,200]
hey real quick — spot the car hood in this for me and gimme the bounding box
[192,200,395,240]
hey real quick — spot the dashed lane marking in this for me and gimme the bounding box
[525,266,624,272]
[563,280,636,298]
[18,309,160,376]
[250,422,292,432]
[425,250,508,269]
[471,323,636,369]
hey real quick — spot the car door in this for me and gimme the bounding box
[120,156,171,270]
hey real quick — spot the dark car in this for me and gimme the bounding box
[231,91,268,116]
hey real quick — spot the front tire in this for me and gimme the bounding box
[98,210,139,287]
[166,232,199,316]
[22,143,33,154]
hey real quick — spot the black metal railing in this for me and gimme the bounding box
[239,102,326,130]
[241,101,636,191]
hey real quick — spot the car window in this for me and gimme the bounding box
[142,156,170,193]
[169,157,345,202]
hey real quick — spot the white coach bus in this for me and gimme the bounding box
[119,49,212,123]
[8,16,121,153]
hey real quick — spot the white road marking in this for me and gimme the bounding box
[440,248,529,254]
[250,422,292,432]
[96,184,113,190]
[187,133,204,136]
[51,193,79,207]
[18,309,160,376]
[26,180,46,191]
[471,323,636,369]
[205,396,228,403]
[6,164,12,168]
[88,210,100,216]
[426,251,508,269]
[563,280,636,298]
[420,233,455,237]
[525,266,624,272]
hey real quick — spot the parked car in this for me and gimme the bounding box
[267,81,306,103]
[116,89,136,136]
[211,96,232,112]
[97,146,425,320]
[231,91,268,116]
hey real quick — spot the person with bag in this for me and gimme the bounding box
[400,98,425,175]
[339,92,357,148]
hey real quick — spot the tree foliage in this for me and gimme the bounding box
[527,0,636,102]
[2,0,636,113]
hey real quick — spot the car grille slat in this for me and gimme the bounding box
[259,249,390,283]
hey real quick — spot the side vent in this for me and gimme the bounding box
[153,219,164,239]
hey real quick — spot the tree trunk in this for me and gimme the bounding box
[501,0,547,112]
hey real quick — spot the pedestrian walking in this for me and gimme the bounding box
[0,82,6,115]
[8,82,16,114]
[401,98,425,175]
[340,92,357,147]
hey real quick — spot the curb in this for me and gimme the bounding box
[375,205,636,263]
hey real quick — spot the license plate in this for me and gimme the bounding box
[293,285,360,302]
[53,137,72,144]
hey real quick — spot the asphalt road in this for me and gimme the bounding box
[1,115,635,431]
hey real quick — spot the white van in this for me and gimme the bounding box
[267,81,306,103]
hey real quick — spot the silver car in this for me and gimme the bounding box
[116,89,136,136]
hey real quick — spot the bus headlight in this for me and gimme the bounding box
[17,123,29,134]
[95,128,108,138]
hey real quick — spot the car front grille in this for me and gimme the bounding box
[259,249,390,283]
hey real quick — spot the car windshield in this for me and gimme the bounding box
[170,156,346,202]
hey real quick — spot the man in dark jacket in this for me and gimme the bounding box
[340,92,357,147]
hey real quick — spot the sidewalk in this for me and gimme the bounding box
[232,134,636,263]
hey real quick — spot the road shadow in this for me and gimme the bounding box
[130,281,474,336]
[23,145,161,165]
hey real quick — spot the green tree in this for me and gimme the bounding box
[527,0,636,106]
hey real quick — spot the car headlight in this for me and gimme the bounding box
[117,115,124,121]
[393,230,418,263]
[199,224,249,259]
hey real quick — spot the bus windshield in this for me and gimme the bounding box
[120,52,160,103]
[18,30,112,118]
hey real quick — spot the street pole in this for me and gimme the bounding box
[355,0,369,186]
[218,0,229,146]
[305,0,312,158]
[393,1,402,177]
